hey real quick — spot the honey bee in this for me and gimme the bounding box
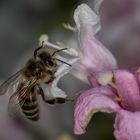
[0,42,72,121]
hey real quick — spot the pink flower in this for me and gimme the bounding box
[72,1,117,83]
[74,70,140,140]
[73,2,140,140]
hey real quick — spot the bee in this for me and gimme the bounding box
[0,42,72,121]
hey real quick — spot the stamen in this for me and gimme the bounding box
[62,23,77,32]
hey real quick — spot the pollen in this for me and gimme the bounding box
[97,72,113,86]
[112,95,121,102]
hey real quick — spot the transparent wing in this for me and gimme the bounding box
[0,70,26,96]
[8,89,26,117]
[8,79,37,117]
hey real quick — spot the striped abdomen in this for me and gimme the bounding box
[21,88,39,121]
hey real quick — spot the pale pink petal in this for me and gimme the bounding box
[113,70,140,111]
[88,71,113,87]
[77,29,117,72]
[114,110,140,140]
[74,86,121,134]
[73,3,117,83]
[75,86,116,105]
[74,3,101,34]
[135,68,140,88]
[88,74,100,87]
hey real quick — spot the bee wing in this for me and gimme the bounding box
[8,79,37,117]
[0,70,26,96]
[8,89,26,117]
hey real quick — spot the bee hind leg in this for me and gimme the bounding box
[45,97,74,105]
[55,97,74,104]
[37,85,74,105]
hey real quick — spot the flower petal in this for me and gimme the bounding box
[74,3,101,34]
[74,86,121,135]
[88,71,113,87]
[114,110,140,140]
[135,67,140,88]
[73,3,117,83]
[113,70,140,111]
[92,0,104,15]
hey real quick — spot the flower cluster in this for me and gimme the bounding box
[71,1,140,140]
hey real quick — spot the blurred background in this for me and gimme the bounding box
[0,0,140,140]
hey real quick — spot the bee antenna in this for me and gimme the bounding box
[51,48,67,57]
[34,41,44,58]
[53,58,72,67]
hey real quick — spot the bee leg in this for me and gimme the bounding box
[37,85,74,105]
[37,85,46,101]
[55,97,74,104]
[45,97,73,105]
[37,85,56,105]
[45,99,56,105]
[45,70,56,84]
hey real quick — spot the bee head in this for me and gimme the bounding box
[38,51,57,67]
[34,43,72,67]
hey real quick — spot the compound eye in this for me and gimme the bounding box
[47,60,54,66]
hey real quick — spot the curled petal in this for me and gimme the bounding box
[78,70,113,88]
[74,3,101,33]
[88,71,113,87]
[74,86,121,135]
[114,110,140,140]
[113,70,140,111]
[73,3,117,83]
[88,74,100,87]
[135,67,140,88]
[92,0,104,15]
